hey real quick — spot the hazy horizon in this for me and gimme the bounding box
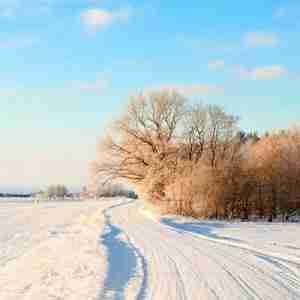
[0,184,83,194]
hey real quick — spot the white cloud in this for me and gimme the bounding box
[150,84,224,97]
[243,32,279,48]
[0,0,18,17]
[273,6,288,18]
[178,32,279,55]
[75,77,109,95]
[0,35,37,48]
[273,3,300,20]
[0,87,19,98]
[236,65,287,80]
[81,9,114,29]
[80,8,130,32]
[208,59,225,70]
[176,35,237,54]
[0,0,51,18]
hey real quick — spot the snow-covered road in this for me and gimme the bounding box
[1,198,300,299]
[104,199,300,300]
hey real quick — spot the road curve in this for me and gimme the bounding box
[101,199,300,300]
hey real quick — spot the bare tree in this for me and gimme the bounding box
[47,185,68,200]
[92,88,300,219]
[92,90,186,185]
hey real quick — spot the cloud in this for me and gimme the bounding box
[80,7,130,32]
[0,87,19,98]
[208,59,225,71]
[81,9,114,30]
[236,65,287,80]
[273,6,288,19]
[243,32,279,48]
[0,35,38,48]
[75,77,109,95]
[0,0,18,17]
[273,3,300,20]
[176,34,237,54]
[149,84,224,97]
[178,32,279,55]
[206,58,288,81]
[0,0,51,18]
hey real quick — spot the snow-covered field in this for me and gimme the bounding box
[0,199,110,300]
[1,198,300,299]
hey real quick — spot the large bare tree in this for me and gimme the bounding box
[92,90,186,185]
[92,89,241,216]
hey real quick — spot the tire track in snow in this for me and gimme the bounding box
[98,200,148,300]
[160,216,300,299]
[105,200,300,300]
[161,217,300,266]
[164,222,300,296]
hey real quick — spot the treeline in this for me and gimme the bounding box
[0,193,31,198]
[91,182,138,199]
[46,184,69,199]
[92,90,300,220]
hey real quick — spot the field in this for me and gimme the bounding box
[1,198,300,299]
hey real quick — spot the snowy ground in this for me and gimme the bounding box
[0,199,110,300]
[1,198,300,299]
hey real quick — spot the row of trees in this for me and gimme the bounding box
[45,184,69,199]
[89,181,138,199]
[92,90,300,220]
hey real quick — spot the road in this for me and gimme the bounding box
[102,199,300,300]
[1,198,300,299]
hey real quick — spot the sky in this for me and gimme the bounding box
[1,0,300,192]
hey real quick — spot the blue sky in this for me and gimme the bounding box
[1,0,300,191]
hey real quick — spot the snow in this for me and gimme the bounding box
[0,199,110,300]
[1,198,300,299]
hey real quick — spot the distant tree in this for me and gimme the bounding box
[47,184,68,199]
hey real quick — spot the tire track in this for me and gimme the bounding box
[98,200,148,300]
[106,199,300,300]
